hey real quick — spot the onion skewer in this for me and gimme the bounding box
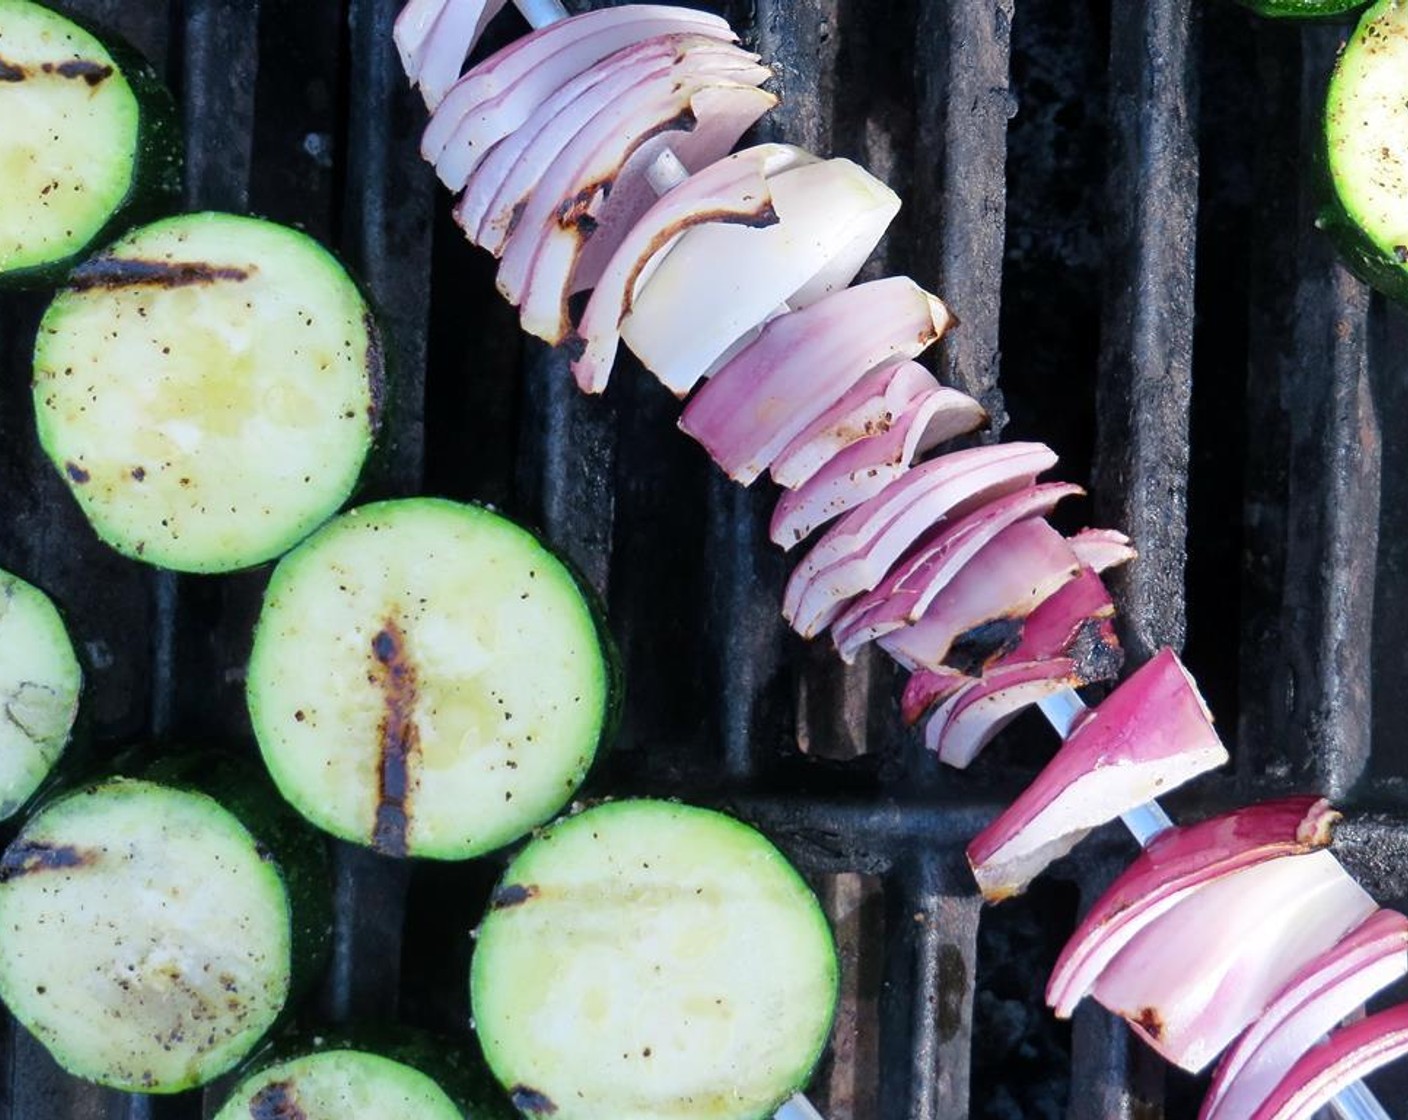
[417,1,1398,1116]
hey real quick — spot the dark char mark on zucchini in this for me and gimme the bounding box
[0,841,95,882]
[248,1080,308,1120]
[68,257,251,292]
[370,620,418,857]
[0,57,113,85]
[489,882,539,910]
[509,1086,558,1114]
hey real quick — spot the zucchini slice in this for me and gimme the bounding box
[0,568,80,820]
[1323,0,1408,302]
[0,766,329,1093]
[32,212,382,573]
[247,498,618,860]
[213,1032,515,1120]
[1233,0,1366,16]
[0,0,180,288]
[470,800,838,1120]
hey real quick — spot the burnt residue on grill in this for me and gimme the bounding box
[1068,616,1125,684]
[364,311,386,432]
[248,1080,307,1120]
[369,619,418,857]
[67,258,252,292]
[0,841,95,882]
[510,1086,558,1115]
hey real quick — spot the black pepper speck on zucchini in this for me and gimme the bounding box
[0,0,180,289]
[1321,0,1408,302]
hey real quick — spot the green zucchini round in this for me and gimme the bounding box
[1232,0,1366,17]
[1321,0,1408,302]
[247,497,619,860]
[213,1029,516,1120]
[470,799,838,1120]
[0,760,330,1093]
[32,211,383,573]
[0,0,180,289]
[0,568,81,821]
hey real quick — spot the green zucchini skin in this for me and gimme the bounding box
[1232,0,1366,18]
[1321,0,1408,302]
[247,498,621,861]
[214,1026,518,1120]
[0,1,181,291]
[470,799,839,1120]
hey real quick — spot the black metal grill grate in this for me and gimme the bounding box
[3,1,1408,1117]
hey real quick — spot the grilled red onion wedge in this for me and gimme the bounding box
[401,0,511,109]
[1249,1002,1408,1120]
[783,443,1058,638]
[425,6,736,186]
[966,648,1228,900]
[679,278,955,484]
[459,36,766,251]
[1047,797,1375,1073]
[831,482,1083,656]
[770,361,982,490]
[619,158,903,395]
[568,144,813,392]
[768,386,983,548]
[876,519,1083,672]
[1201,909,1408,1120]
[503,78,777,342]
[901,667,967,725]
[924,658,1085,766]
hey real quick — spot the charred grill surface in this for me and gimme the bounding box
[0,0,1406,1117]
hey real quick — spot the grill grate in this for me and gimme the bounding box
[2,0,1408,1118]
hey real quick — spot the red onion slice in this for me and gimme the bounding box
[770,361,977,489]
[426,11,737,184]
[1088,848,1375,1072]
[1047,796,1343,1020]
[830,481,1083,655]
[782,442,1058,637]
[768,386,980,548]
[924,658,1085,767]
[408,0,512,109]
[679,277,953,483]
[901,668,968,726]
[567,144,813,393]
[1249,1002,1408,1120]
[619,158,903,396]
[395,0,450,77]
[966,649,1228,900]
[507,80,778,342]
[1202,909,1408,1120]
[1069,526,1138,573]
[420,4,733,159]
[463,37,764,252]
[877,519,1082,672]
